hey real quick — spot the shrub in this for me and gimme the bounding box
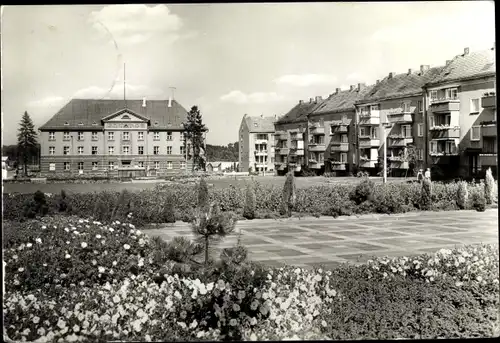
[198,177,209,210]
[357,171,369,178]
[22,190,49,219]
[281,172,296,217]
[472,186,486,212]
[352,178,374,205]
[242,183,256,220]
[56,189,71,213]
[485,167,495,204]
[111,189,133,221]
[420,178,432,210]
[162,194,176,223]
[456,181,469,210]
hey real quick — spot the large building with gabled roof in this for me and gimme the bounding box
[38,98,200,177]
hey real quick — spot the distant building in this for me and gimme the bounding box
[2,156,8,179]
[38,98,206,177]
[206,161,237,172]
[423,46,496,177]
[238,114,275,173]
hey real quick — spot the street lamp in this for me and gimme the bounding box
[381,122,393,184]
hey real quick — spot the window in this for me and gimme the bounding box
[108,146,114,155]
[418,100,423,112]
[49,163,56,171]
[78,162,84,171]
[445,88,458,100]
[64,162,70,170]
[123,146,130,155]
[430,90,438,102]
[166,161,173,169]
[181,132,187,141]
[92,131,98,141]
[108,162,114,170]
[49,146,55,155]
[49,132,55,141]
[78,146,84,155]
[92,162,98,170]
[417,124,424,137]
[122,132,129,140]
[470,98,480,113]
[77,132,84,141]
[340,153,347,163]
[371,127,378,139]
[153,132,160,140]
[370,104,379,111]
[318,153,324,163]
[445,141,454,154]
[341,134,348,143]
[153,146,159,155]
[63,132,70,141]
[430,141,437,153]
[90,146,97,155]
[180,161,186,169]
[166,131,172,141]
[137,161,144,168]
[138,132,144,140]
[429,116,435,128]
[121,114,130,120]
[470,126,481,141]
[63,146,70,155]
[360,127,368,137]
[444,114,451,126]
[402,102,411,112]
[483,137,496,154]
[166,146,172,155]
[108,132,114,141]
[138,146,144,155]
[180,146,186,156]
[401,125,412,138]
[154,161,160,170]
[416,149,423,160]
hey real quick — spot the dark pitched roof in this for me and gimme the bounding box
[39,99,189,130]
[244,115,275,133]
[312,85,375,115]
[425,48,495,86]
[357,66,444,104]
[276,100,322,125]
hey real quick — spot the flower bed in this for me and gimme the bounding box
[2,179,497,224]
[3,216,499,341]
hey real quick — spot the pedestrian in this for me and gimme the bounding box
[424,168,431,181]
[417,169,424,183]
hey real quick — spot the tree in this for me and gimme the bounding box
[17,111,38,176]
[198,177,209,211]
[243,182,256,219]
[400,145,422,178]
[281,172,296,217]
[485,167,495,204]
[183,106,207,171]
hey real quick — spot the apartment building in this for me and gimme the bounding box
[308,84,373,175]
[238,114,275,173]
[274,98,323,175]
[354,65,444,176]
[38,98,198,177]
[423,47,496,177]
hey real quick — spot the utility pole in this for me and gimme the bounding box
[382,122,392,184]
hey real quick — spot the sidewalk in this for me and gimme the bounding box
[147,209,499,268]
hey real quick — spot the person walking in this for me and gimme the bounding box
[417,169,424,183]
[424,168,431,181]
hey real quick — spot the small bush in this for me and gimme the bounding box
[22,190,49,219]
[420,178,432,210]
[198,177,209,210]
[242,183,256,220]
[485,168,495,204]
[456,181,469,210]
[352,178,375,205]
[162,194,176,223]
[357,171,369,178]
[281,172,296,217]
[472,186,486,212]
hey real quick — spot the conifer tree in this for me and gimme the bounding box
[17,111,38,176]
[281,172,296,217]
[243,182,256,220]
[183,106,207,171]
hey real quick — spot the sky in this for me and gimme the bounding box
[1,2,496,146]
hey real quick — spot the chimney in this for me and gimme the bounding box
[142,97,146,107]
[388,72,394,79]
[315,96,322,103]
[420,65,430,74]
[464,47,470,55]
[335,87,341,94]
[350,85,355,91]
[407,69,412,75]
[168,96,172,108]
[446,60,451,66]
[357,83,365,91]
[376,80,380,84]
[299,100,303,104]
[309,97,314,103]
[260,114,263,118]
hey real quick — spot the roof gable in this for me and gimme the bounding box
[102,109,150,123]
[245,116,275,132]
[312,86,374,115]
[276,100,322,124]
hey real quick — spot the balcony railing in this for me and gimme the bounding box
[429,99,460,113]
[359,159,377,168]
[309,144,326,152]
[390,161,409,169]
[309,161,324,169]
[481,123,497,137]
[331,161,346,171]
[429,126,460,139]
[290,133,303,141]
[331,142,349,152]
[358,116,380,126]
[254,150,268,156]
[359,139,380,148]
[429,147,459,156]
[330,126,348,134]
[387,113,412,124]
[289,148,304,156]
[389,137,414,147]
[278,148,289,155]
[481,94,496,109]
[309,125,325,135]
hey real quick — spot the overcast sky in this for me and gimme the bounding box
[1,2,495,146]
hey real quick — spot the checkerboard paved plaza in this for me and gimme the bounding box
[146,209,499,269]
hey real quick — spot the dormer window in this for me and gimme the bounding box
[121,114,131,120]
[64,122,69,126]
[154,121,159,126]
[254,123,258,127]
[92,121,98,126]
[124,124,129,128]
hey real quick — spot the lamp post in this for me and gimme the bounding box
[382,122,393,184]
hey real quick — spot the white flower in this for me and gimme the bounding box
[229,319,238,326]
[98,266,105,273]
[64,228,70,232]
[18,267,24,272]
[138,238,145,246]
[321,320,327,327]
[123,244,130,250]
[35,238,42,244]
[113,295,120,303]
[65,254,71,259]
[72,324,80,333]
[56,318,66,329]
[189,320,198,329]
[233,303,240,312]
[250,333,258,341]
[477,275,483,282]
[81,242,88,248]
[26,243,32,248]
[112,261,117,266]
[41,225,47,229]
[32,316,40,324]
[96,234,101,239]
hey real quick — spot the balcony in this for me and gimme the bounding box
[390,160,409,169]
[289,148,304,156]
[359,159,377,168]
[387,113,413,124]
[480,122,497,137]
[359,139,380,148]
[330,125,348,134]
[308,143,326,152]
[331,161,346,171]
[388,136,414,147]
[358,116,380,126]
[254,150,268,156]
[429,146,459,157]
[309,125,325,135]
[331,142,349,152]
[255,139,268,145]
[274,132,288,141]
[429,126,460,139]
[277,163,287,171]
[290,133,303,141]
[278,148,289,155]
[479,154,497,166]
[309,160,324,169]
[429,99,460,113]
[481,94,496,109]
